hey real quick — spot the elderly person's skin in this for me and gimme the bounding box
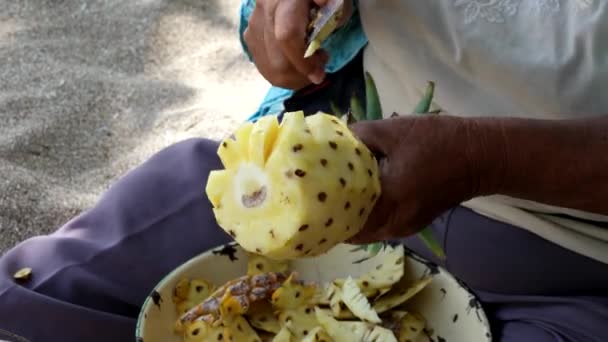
[244,0,353,88]
[244,0,608,243]
[348,115,608,243]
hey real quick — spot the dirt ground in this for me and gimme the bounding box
[0,0,269,253]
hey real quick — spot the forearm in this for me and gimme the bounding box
[469,115,608,215]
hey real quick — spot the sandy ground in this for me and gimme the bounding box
[0,0,270,253]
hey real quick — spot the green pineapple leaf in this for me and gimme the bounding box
[364,71,383,121]
[330,101,343,118]
[413,81,435,114]
[418,228,445,259]
[350,95,366,122]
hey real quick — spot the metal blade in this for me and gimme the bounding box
[307,0,345,44]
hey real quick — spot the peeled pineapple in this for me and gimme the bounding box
[206,111,381,260]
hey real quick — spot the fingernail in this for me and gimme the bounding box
[309,71,325,85]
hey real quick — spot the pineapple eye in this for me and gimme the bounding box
[339,178,346,187]
[317,192,327,202]
[295,169,306,177]
[344,202,351,210]
[335,130,344,136]
[320,159,328,166]
[325,218,333,227]
[355,148,361,155]
[328,141,338,149]
[293,144,304,152]
[298,224,309,231]
[348,162,354,170]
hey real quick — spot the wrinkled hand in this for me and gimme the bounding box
[244,0,352,90]
[347,115,485,244]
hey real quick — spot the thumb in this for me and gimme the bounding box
[348,120,393,158]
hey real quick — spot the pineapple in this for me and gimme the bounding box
[272,323,295,342]
[301,326,333,342]
[372,276,433,314]
[333,245,405,296]
[246,301,282,334]
[314,308,360,342]
[271,273,317,310]
[272,273,321,340]
[341,277,381,323]
[222,315,263,342]
[206,111,381,260]
[248,253,290,276]
[177,272,288,329]
[382,311,427,342]
[172,278,216,316]
[182,320,224,342]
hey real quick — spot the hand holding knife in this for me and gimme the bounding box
[305,0,346,58]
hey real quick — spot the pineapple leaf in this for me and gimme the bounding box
[365,242,385,256]
[364,71,383,121]
[410,80,446,260]
[330,101,343,118]
[349,95,366,122]
[418,227,445,259]
[413,81,435,114]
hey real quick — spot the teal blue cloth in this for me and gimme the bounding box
[238,0,368,122]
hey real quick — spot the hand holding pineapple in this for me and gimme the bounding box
[346,114,483,244]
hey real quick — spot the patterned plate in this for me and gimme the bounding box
[136,242,492,342]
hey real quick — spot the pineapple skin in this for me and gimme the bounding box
[206,111,381,260]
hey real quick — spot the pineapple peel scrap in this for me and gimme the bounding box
[172,247,436,341]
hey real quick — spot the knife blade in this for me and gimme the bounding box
[304,0,345,58]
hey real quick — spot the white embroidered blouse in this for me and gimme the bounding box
[359,0,608,264]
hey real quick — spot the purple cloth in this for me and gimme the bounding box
[0,138,607,341]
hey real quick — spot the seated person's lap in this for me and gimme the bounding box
[1,55,607,341]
